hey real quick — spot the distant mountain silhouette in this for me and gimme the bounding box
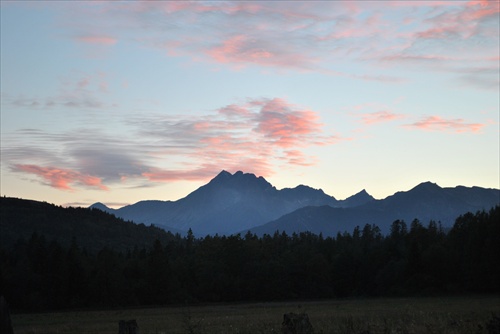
[89,202,115,214]
[91,170,339,236]
[249,182,500,236]
[337,189,374,208]
[90,170,498,237]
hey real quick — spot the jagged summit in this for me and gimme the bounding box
[208,170,274,191]
[88,170,338,235]
[87,171,499,237]
[214,170,232,179]
[412,181,441,190]
[291,184,325,193]
[338,189,375,208]
[211,170,256,181]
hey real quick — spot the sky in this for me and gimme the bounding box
[1,1,499,208]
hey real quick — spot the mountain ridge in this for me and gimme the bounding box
[89,170,499,237]
[91,170,343,235]
[249,182,499,236]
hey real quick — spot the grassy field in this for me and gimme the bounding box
[11,295,500,334]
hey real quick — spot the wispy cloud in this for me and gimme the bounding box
[2,126,153,191]
[281,150,317,167]
[133,97,343,177]
[205,34,318,71]
[349,101,407,128]
[13,164,108,191]
[3,97,342,191]
[253,98,328,147]
[405,115,486,133]
[375,0,499,90]
[360,110,406,125]
[52,0,499,83]
[455,65,500,91]
[75,35,117,45]
[5,72,113,110]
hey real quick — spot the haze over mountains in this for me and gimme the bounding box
[91,170,499,237]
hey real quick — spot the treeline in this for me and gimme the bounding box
[1,206,499,312]
[0,197,176,253]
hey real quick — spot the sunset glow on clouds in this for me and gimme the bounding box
[1,1,498,206]
[406,116,486,133]
[360,111,406,125]
[13,164,108,191]
[3,97,337,190]
[75,36,117,46]
[135,98,338,180]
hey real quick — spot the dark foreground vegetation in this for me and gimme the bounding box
[10,297,500,334]
[0,197,175,253]
[1,202,499,312]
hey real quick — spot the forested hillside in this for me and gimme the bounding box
[0,197,176,253]
[1,200,498,312]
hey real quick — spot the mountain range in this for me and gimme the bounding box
[91,170,499,237]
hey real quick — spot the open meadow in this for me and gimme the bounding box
[11,295,500,334]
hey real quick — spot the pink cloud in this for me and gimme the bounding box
[134,97,343,180]
[55,1,498,84]
[75,35,117,45]
[207,35,253,63]
[379,54,449,64]
[218,104,252,118]
[416,26,461,40]
[412,0,499,40]
[405,116,486,133]
[466,0,500,19]
[206,35,316,70]
[281,150,317,167]
[13,164,109,191]
[468,0,489,6]
[163,1,262,15]
[209,98,343,167]
[256,98,323,148]
[361,110,406,124]
[388,1,466,8]
[6,96,343,189]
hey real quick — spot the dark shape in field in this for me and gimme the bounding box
[119,319,139,334]
[487,314,500,334]
[282,312,314,334]
[0,296,14,334]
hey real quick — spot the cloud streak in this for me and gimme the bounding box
[75,35,117,45]
[53,1,495,84]
[360,110,406,125]
[5,72,113,110]
[405,116,486,133]
[134,97,342,180]
[4,97,342,191]
[13,164,108,191]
